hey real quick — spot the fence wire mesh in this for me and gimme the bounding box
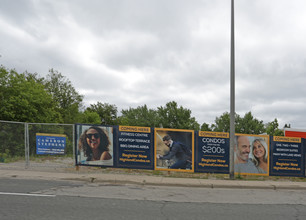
[0,120,75,170]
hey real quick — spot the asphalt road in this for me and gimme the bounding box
[1,178,306,220]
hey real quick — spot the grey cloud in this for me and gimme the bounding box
[1,0,306,129]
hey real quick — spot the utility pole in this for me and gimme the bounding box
[229,0,235,180]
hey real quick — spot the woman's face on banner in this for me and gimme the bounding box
[253,140,265,159]
[86,128,101,150]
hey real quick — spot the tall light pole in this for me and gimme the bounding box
[229,0,235,180]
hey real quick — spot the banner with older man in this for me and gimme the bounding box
[234,134,269,176]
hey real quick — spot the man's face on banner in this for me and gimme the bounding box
[236,136,251,162]
[163,140,171,147]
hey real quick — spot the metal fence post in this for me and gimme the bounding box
[25,122,29,169]
[73,124,75,161]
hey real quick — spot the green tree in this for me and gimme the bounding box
[211,111,265,134]
[211,112,230,132]
[43,69,83,123]
[0,122,25,157]
[23,71,45,84]
[0,66,61,123]
[211,112,236,132]
[236,112,265,134]
[0,66,62,157]
[266,118,284,136]
[79,110,101,124]
[157,101,200,130]
[86,102,118,125]
[200,122,212,131]
[119,104,159,127]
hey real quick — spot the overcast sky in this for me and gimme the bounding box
[1,0,306,129]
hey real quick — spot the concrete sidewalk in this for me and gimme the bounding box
[1,167,306,190]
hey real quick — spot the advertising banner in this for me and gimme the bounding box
[270,136,304,177]
[234,134,269,176]
[117,125,153,169]
[155,128,194,172]
[76,124,114,167]
[196,131,229,173]
[36,133,66,155]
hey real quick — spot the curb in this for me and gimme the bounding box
[2,168,306,190]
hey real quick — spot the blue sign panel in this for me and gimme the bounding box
[196,131,229,174]
[36,133,66,155]
[117,126,153,169]
[270,136,304,177]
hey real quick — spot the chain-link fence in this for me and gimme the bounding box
[0,120,75,170]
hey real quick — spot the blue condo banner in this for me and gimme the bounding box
[270,136,305,177]
[196,131,229,174]
[117,125,153,169]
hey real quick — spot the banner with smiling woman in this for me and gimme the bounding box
[234,134,269,176]
[75,124,114,167]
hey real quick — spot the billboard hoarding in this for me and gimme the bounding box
[234,134,269,176]
[155,128,194,173]
[270,136,305,177]
[117,125,153,169]
[76,124,114,167]
[195,131,229,174]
